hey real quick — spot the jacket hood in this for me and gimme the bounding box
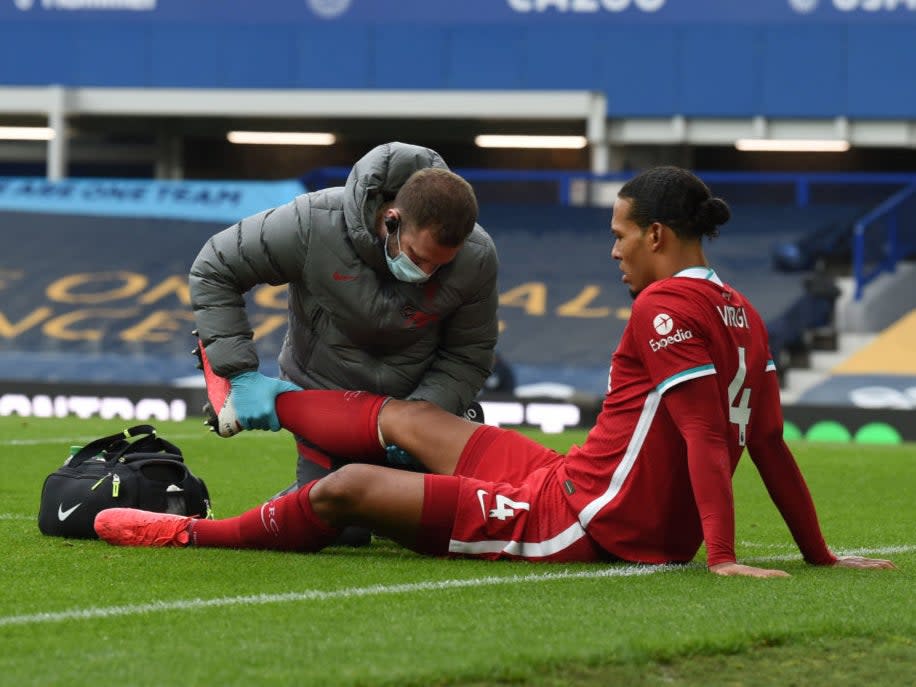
[343,142,450,270]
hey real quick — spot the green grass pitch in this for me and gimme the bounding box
[0,415,913,686]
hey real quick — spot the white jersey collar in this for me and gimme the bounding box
[673,266,723,286]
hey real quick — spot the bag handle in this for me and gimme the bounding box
[67,425,168,468]
[113,433,183,462]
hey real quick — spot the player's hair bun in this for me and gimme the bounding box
[695,197,731,237]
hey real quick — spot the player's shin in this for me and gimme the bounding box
[190,481,341,552]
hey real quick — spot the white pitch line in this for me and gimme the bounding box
[0,433,222,447]
[0,564,679,628]
[0,514,33,521]
[744,544,916,562]
[738,541,797,549]
[0,546,909,629]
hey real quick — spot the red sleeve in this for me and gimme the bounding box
[747,373,836,565]
[662,375,737,567]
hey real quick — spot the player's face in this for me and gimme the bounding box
[610,197,655,298]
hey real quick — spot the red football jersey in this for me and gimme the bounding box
[558,267,783,564]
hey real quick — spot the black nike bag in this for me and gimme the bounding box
[38,424,212,539]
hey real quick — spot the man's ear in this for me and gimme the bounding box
[384,211,400,234]
[648,222,664,251]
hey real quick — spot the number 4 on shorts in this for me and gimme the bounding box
[489,493,530,521]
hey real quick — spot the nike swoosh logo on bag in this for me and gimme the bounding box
[57,503,82,521]
[332,272,357,282]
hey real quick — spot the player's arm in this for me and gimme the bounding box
[189,197,308,378]
[663,376,788,577]
[633,290,785,577]
[746,371,895,570]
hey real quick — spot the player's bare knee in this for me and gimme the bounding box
[310,464,370,521]
[380,399,437,445]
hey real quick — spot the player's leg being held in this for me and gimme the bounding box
[274,391,479,475]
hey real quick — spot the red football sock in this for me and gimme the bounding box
[275,390,388,462]
[412,474,461,556]
[190,481,340,552]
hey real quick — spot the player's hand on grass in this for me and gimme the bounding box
[832,555,896,570]
[708,562,791,578]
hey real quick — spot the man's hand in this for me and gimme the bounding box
[833,555,896,570]
[709,562,791,578]
[230,371,301,431]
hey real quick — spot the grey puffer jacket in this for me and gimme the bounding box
[189,142,499,414]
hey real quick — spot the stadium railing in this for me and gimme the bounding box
[851,182,916,300]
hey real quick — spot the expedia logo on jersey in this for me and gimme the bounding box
[648,312,693,352]
[649,328,694,352]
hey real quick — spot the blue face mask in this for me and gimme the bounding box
[385,226,432,283]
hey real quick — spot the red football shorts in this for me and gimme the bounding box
[437,425,607,562]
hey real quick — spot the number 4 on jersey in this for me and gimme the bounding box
[728,346,752,446]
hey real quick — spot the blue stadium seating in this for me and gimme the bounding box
[485,202,861,393]
[0,192,884,396]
